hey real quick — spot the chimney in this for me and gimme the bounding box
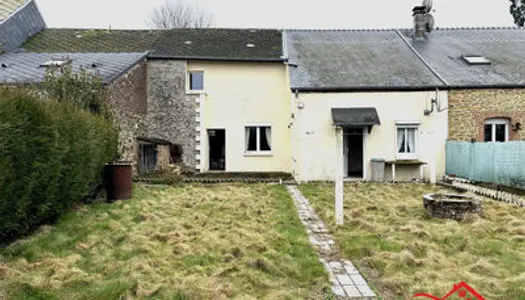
[412,1,435,38]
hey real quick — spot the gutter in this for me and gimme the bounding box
[293,85,447,93]
[147,55,286,63]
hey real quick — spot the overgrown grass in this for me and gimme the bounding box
[0,184,329,299]
[299,183,525,300]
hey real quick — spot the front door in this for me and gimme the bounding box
[345,128,364,177]
[208,129,225,171]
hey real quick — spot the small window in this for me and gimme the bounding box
[484,119,509,142]
[396,126,418,160]
[462,55,491,65]
[189,71,204,91]
[245,126,271,153]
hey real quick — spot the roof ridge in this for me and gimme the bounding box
[435,26,523,31]
[285,28,396,32]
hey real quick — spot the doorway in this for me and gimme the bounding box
[208,129,225,171]
[344,128,364,178]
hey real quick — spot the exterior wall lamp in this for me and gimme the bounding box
[512,122,522,132]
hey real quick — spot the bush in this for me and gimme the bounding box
[0,89,118,244]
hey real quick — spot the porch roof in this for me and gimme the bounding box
[332,108,381,127]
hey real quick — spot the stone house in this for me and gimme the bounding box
[409,28,525,143]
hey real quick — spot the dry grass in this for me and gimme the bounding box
[299,183,525,300]
[0,184,328,299]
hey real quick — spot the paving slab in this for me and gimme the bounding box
[286,185,376,299]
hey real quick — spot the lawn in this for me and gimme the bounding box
[0,184,329,299]
[299,183,525,300]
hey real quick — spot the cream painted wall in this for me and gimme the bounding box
[189,61,292,173]
[291,91,449,182]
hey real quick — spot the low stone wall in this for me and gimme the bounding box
[423,193,482,221]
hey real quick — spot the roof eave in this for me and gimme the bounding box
[147,55,286,63]
[292,85,446,93]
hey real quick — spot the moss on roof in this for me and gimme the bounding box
[22,28,284,61]
[22,29,161,53]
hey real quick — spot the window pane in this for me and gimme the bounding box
[407,128,416,153]
[495,124,506,142]
[260,127,271,151]
[397,128,406,153]
[190,72,203,90]
[484,124,492,142]
[246,127,257,151]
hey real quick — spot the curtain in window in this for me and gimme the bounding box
[245,127,251,151]
[407,129,416,153]
[264,127,272,151]
[397,128,405,153]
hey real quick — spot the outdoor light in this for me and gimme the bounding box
[512,122,522,131]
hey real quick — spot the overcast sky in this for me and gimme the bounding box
[35,0,515,30]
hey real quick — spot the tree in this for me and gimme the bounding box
[510,0,525,27]
[148,0,214,29]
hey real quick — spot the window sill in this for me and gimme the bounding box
[244,152,273,157]
[186,90,206,95]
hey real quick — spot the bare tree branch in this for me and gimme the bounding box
[147,0,214,29]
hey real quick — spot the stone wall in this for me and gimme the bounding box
[449,89,525,141]
[0,1,46,52]
[146,60,197,169]
[107,60,148,167]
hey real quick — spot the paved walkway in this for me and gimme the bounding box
[286,186,376,299]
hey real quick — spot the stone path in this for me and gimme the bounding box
[286,186,376,299]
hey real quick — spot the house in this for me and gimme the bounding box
[285,29,448,182]
[18,27,288,174]
[407,27,525,143]
[0,0,45,52]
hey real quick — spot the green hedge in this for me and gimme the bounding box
[0,89,118,244]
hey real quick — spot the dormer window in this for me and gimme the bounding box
[39,60,70,68]
[462,55,491,65]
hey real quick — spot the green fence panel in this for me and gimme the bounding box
[446,141,525,189]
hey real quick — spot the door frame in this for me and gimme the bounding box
[342,127,368,180]
[207,128,226,171]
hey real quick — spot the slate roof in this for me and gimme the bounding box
[22,29,161,53]
[150,28,283,61]
[21,28,284,61]
[407,28,525,88]
[0,52,147,84]
[285,30,445,91]
[0,0,26,22]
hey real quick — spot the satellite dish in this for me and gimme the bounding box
[425,14,435,32]
[422,0,433,13]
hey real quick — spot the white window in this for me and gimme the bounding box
[39,60,70,68]
[484,119,509,142]
[245,126,272,154]
[188,71,204,91]
[396,125,418,160]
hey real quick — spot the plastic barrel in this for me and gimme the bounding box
[104,161,133,201]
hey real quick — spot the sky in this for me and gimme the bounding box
[35,0,515,30]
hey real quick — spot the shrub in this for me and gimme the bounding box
[0,89,118,244]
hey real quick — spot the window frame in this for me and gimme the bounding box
[395,124,419,160]
[187,70,204,93]
[484,118,509,142]
[244,124,273,156]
